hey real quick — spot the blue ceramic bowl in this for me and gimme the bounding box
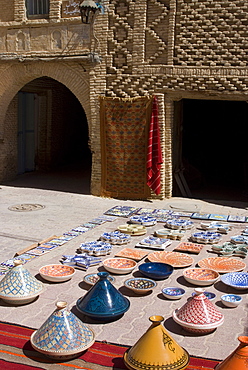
[162,287,185,300]
[138,262,174,280]
[221,294,242,308]
[221,272,248,290]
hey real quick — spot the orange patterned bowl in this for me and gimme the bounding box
[148,251,194,268]
[103,258,137,274]
[198,257,246,273]
[39,264,75,282]
[183,268,220,286]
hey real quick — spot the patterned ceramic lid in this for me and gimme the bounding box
[173,288,224,330]
[0,260,43,300]
[31,301,95,357]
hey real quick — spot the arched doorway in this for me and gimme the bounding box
[173,99,248,202]
[15,77,91,193]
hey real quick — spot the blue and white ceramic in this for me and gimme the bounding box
[100,231,131,245]
[79,241,112,256]
[139,262,174,280]
[62,254,102,270]
[166,218,194,230]
[0,260,44,304]
[31,301,95,359]
[76,272,130,321]
[231,235,248,244]
[124,278,157,294]
[162,287,185,300]
[201,221,231,234]
[221,271,248,290]
[221,294,242,308]
[192,291,216,300]
[129,215,157,226]
[191,231,222,244]
[83,273,115,286]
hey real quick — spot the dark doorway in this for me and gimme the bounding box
[12,77,91,194]
[173,99,248,202]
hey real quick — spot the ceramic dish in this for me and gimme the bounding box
[198,257,246,273]
[221,294,242,308]
[165,218,194,230]
[191,231,222,244]
[220,271,248,290]
[103,258,137,274]
[124,278,157,294]
[200,221,231,234]
[192,290,216,300]
[173,242,204,254]
[138,262,174,280]
[129,215,157,226]
[79,241,112,256]
[39,265,75,282]
[115,248,148,261]
[161,287,185,300]
[147,251,194,268]
[100,231,131,245]
[117,224,147,236]
[155,229,185,240]
[83,273,115,286]
[183,268,219,286]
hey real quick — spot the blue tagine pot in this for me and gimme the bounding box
[76,271,130,321]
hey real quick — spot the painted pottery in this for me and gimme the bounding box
[117,224,147,236]
[0,260,44,304]
[31,301,95,359]
[155,229,185,240]
[192,291,216,300]
[216,336,248,370]
[139,262,174,280]
[221,294,242,308]
[191,231,222,244]
[173,288,224,334]
[124,278,157,294]
[79,241,112,255]
[183,268,219,286]
[148,251,194,268]
[103,258,137,274]
[198,257,246,273]
[100,231,131,245]
[129,215,157,226]
[162,287,185,300]
[166,218,194,230]
[83,273,115,286]
[220,271,248,290]
[173,242,204,254]
[115,248,148,261]
[76,271,130,321]
[39,264,75,282]
[123,315,189,370]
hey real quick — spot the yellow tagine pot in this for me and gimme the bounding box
[123,315,189,370]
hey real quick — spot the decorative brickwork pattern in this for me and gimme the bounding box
[174,0,248,67]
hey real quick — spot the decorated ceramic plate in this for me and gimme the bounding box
[115,248,148,261]
[198,257,246,273]
[147,251,194,268]
[103,258,137,274]
[117,224,147,236]
[84,273,115,286]
[173,242,205,254]
[39,264,75,282]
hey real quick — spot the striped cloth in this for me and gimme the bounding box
[147,96,163,195]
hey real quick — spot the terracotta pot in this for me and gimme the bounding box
[215,336,248,370]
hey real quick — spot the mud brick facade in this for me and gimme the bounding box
[0,0,247,199]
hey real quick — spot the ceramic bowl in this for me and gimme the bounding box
[124,278,157,294]
[220,271,248,290]
[192,291,216,300]
[103,258,137,274]
[162,287,185,300]
[183,268,219,286]
[221,294,242,308]
[138,262,174,280]
[83,273,115,286]
[39,264,75,282]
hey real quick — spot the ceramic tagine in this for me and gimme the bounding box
[215,336,248,370]
[76,271,130,321]
[0,260,44,304]
[173,288,224,334]
[124,315,189,370]
[31,301,95,360]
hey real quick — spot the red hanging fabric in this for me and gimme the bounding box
[147,96,163,195]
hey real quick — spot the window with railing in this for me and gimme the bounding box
[26,0,49,17]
